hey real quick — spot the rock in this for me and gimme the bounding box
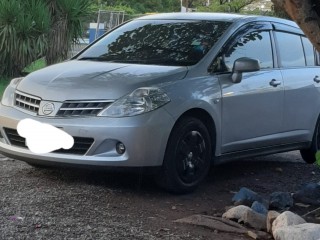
[232,187,268,208]
[269,192,293,210]
[247,230,258,239]
[222,205,267,230]
[175,214,247,234]
[273,223,320,240]
[251,201,268,215]
[267,210,280,233]
[272,211,306,236]
[175,215,270,239]
[293,183,320,206]
[247,230,270,240]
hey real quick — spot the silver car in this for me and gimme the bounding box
[0,13,319,193]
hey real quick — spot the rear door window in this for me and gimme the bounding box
[275,32,305,67]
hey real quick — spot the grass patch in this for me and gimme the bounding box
[0,58,47,96]
[0,77,10,97]
[23,58,46,73]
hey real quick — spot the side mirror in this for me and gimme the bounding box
[231,57,260,83]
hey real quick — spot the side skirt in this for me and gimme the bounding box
[214,141,310,165]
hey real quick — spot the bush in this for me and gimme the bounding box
[0,0,50,76]
[0,0,90,76]
[46,0,91,65]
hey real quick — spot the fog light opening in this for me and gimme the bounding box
[116,142,126,154]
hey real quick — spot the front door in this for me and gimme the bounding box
[215,26,284,153]
[219,70,284,153]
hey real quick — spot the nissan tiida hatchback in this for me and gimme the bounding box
[1,13,319,193]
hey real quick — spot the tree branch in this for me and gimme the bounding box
[272,0,320,52]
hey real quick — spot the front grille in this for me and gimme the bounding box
[3,128,94,155]
[57,101,111,117]
[14,91,41,114]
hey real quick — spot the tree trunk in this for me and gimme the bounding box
[272,0,320,52]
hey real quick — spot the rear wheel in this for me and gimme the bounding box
[155,116,212,193]
[300,120,320,164]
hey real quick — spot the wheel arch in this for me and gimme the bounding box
[171,108,217,161]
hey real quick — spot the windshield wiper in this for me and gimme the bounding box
[78,56,196,66]
[145,58,197,66]
[77,56,113,61]
[78,57,145,64]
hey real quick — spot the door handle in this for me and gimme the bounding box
[314,76,320,83]
[269,79,281,87]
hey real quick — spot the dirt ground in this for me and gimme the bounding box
[0,151,320,239]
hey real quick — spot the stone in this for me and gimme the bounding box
[273,223,320,240]
[267,210,280,233]
[293,183,320,206]
[272,211,306,236]
[175,214,247,234]
[175,215,270,239]
[232,187,268,208]
[251,201,268,215]
[269,192,293,210]
[247,231,270,240]
[222,205,267,230]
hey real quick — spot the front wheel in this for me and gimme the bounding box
[300,119,320,164]
[155,117,212,193]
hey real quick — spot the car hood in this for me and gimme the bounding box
[17,60,188,101]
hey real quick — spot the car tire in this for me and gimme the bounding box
[155,116,212,193]
[300,119,320,164]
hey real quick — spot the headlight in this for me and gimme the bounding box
[98,87,170,117]
[1,77,23,107]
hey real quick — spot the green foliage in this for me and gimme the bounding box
[23,58,46,73]
[316,151,320,167]
[90,3,137,15]
[91,0,180,14]
[57,0,91,43]
[0,0,50,76]
[0,77,10,97]
[196,0,258,13]
[46,0,91,65]
[0,0,90,76]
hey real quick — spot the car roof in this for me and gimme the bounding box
[136,12,298,28]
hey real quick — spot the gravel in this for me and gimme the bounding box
[0,152,319,239]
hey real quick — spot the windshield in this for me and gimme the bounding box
[77,19,232,66]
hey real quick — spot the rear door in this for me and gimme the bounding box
[273,24,320,143]
[215,23,285,153]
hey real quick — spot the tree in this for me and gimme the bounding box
[93,0,180,13]
[0,0,50,76]
[272,0,320,52]
[45,0,91,65]
[197,0,257,13]
[0,0,90,76]
[226,0,257,12]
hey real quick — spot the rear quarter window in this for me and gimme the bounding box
[302,37,316,66]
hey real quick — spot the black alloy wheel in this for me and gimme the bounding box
[155,116,212,193]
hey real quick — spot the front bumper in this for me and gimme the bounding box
[0,104,174,167]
